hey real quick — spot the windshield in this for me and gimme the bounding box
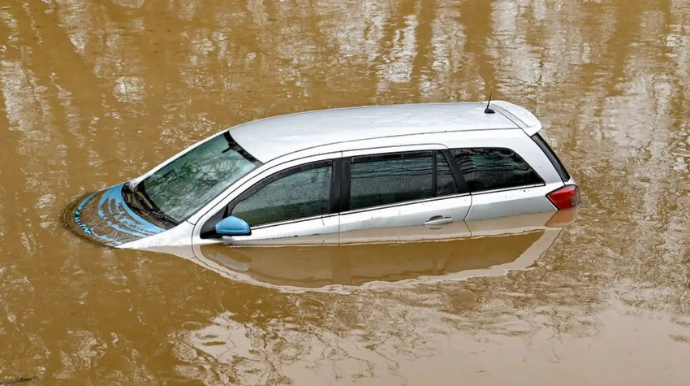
[135,132,261,223]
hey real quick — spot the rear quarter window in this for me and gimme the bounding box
[450,148,543,193]
[531,133,571,182]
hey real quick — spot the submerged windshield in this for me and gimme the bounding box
[136,132,261,222]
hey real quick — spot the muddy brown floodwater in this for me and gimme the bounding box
[1,0,690,385]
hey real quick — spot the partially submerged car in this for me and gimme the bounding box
[66,101,580,249]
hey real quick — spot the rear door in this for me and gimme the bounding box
[338,146,472,243]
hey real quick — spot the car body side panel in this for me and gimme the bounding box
[464,184,560,221]
[119,221,195,249]
[339,195,472,243]
[219,215,339,246]
[155,210,575,289]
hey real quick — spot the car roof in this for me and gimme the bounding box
[230,101,541,162]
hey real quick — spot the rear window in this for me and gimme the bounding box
[531,133,570,182]
[450,148,543,193]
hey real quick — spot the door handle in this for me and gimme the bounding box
[424,216,453,226]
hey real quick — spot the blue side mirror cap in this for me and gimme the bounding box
[215,216,251,236]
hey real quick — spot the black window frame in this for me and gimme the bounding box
[439,149,469,194]
[448,147,545,194]
[200,159,337,238]
[531,133,571,182]
[338,150,470,213]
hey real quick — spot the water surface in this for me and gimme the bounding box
[1,0,690,384]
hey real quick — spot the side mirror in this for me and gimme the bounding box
[215,216,251,236]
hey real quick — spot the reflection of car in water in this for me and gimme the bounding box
[65,101,580,249]
[147,209,577,289]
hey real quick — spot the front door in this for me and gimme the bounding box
[198,160,339,245]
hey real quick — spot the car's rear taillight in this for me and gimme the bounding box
[547,185,581,210]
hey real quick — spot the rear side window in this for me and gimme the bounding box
[231,164,332,226]
[347,151,462,211]
[450,148,543,193]
[349,152,434,210]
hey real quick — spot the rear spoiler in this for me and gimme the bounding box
[490,101,543,136]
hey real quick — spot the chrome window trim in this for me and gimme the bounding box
[468,183,546,196]
[249,213,339,230]
[339,192,471,216]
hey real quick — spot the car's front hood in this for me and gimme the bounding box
[66,183,166,247]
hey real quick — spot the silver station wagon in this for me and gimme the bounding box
[67,101,580,249]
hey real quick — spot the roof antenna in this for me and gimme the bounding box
[484,93,495,114]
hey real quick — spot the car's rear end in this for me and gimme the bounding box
[491,100,580,211]
[530,133,581,210]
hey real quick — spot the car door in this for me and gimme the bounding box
[196,159,340,245]
[338,146,472,243]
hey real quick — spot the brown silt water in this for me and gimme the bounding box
[1,0,690,384]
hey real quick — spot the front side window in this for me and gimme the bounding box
[231,164,332,226]
[450,148,543,193]
[349,152,434,211]
[136,132,261,223]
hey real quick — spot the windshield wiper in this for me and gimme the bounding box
[131,183,155,211]
[142,209,178,227]
[222,132,262,166]
[123,182,178,228]
[122,182,145,211]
